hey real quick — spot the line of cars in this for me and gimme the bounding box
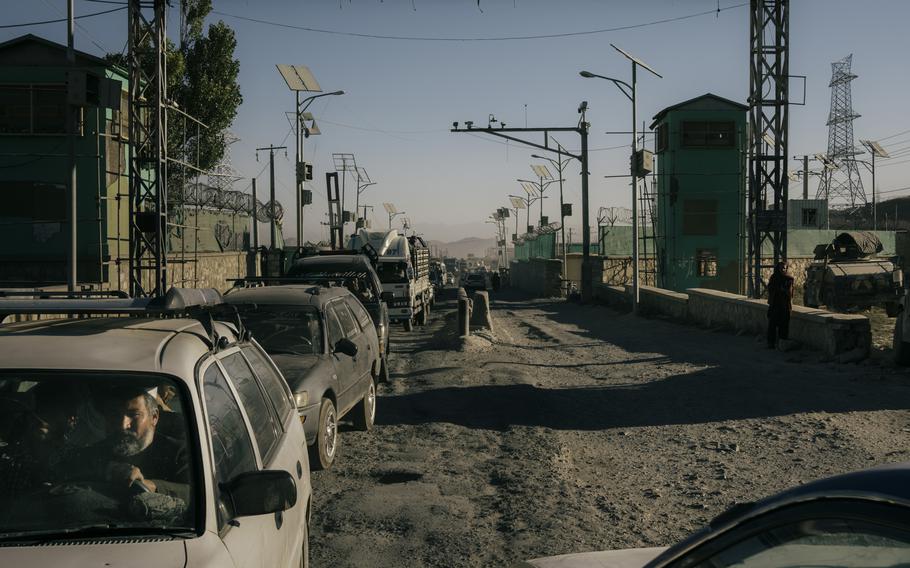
[0,245,421,567]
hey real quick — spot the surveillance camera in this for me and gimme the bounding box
[500,122,506,128]
[465,121,474,129]
[453,121,459,129]
[578,101,588,114]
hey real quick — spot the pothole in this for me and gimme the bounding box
[373,471,424,484]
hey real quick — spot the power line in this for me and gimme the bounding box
[212,2,747,42]
[0,5,126,29]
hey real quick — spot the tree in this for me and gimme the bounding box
[108,0,242,173]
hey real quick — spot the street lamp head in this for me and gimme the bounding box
[579,71,596,78]
[330,90,345,96]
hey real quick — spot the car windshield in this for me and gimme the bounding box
[376,261,409,284]
[237,304,324,355]
[0,372,197,539]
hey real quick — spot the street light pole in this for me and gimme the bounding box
[581,45,661,312]
[294,90,343,247]
[533,146,573,283]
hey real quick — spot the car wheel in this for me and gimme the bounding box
[378,356,390,383]
[300,508,309,568]
[404,318,413,332]
[352,376,376,431]
[895,315,910,365]
[308,398,338,470]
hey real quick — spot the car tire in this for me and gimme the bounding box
[352,376,377,431]
[378,356,390,383]
[895,315,910,365]
[308,398,338,470]
[404,318,413,332]
[300,509,309,568]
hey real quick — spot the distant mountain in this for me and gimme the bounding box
[426,236,497,259]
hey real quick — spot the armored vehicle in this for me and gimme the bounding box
[803,231,902,314]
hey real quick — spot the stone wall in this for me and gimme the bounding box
[592,284,871,360]
[111,251,250,293]
[509,258,563,298]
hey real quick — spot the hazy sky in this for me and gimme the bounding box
[6,0,910,242]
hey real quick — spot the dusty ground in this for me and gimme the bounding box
[309,289,910,568]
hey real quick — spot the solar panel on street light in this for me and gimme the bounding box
[860,139,890,159]
[521,182,537,196]
[510,197,526,209]
[306,120,321,136]
[276,64,323,92]
[531,164,553,179]
[332,153,357,172]
[356,167,371,184]
[302,112,314,121]
[383,202,397,214]
[610,43,662,78]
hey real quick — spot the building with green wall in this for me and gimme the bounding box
[0,35,250,287]
[650,94,748,294]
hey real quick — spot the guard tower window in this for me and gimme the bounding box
[656,124,669,152]
[696,249,718,277]
[682,199,718,236]
[0,84,71,135]
[681,121,735,148]
[801,208,818,227]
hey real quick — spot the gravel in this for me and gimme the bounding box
[308,289,910,568]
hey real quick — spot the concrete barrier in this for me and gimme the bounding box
[686,288,870,359]
[509,258,562,298]
[470,291,494,332]
[590,283,871,360]
[637,285,688,320]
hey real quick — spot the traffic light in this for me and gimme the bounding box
[296,162,313,184]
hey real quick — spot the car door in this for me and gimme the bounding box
[199,359,274,568]
[344,296,380,371]
[239,346,310,567]
[219,349,306,568]
[332,299,372,390]
[324,303,358,412]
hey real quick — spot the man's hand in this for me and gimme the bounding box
[127,466,157,493]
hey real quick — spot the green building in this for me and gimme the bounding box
[0,34,250,288]
[650,94,748,294]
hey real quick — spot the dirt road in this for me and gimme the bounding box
[309,289,910,567]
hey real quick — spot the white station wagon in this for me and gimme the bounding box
[0,289,312,567]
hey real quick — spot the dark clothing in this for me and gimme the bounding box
[767,310,790,347]
[767,270,794,347]
[66,433,190,503]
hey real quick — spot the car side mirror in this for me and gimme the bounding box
[380,292,394,303]
[223,470,297,519]
[334,337,358,357]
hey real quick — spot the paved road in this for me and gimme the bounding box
[309,289,910,567]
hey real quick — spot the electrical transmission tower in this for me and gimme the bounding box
[128,0,168,298]
[817,54,866,210]
[747,0,790,298]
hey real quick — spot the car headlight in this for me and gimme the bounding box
[294,391,309,408]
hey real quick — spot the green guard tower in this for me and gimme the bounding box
[650,94,748,294]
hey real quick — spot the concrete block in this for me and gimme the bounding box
[470,291,494,332]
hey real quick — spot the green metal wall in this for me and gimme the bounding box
[513,232,556,260]
[653,97,748,294]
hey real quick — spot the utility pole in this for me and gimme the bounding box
[455,109,590,298]
[256,145,287,249]
[66,0,77,292]
[251,178,259,249]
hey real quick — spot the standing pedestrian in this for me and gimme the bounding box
[767,261,794,349]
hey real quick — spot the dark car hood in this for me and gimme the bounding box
[268,353,332,391]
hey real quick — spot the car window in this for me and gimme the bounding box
[325,308,345,347]
[219,353,280,462]
[0,372,197,536]
[234,304,323,355]
[331,302,359,337]
[202,363,257,529]
[684,513,910,568]
[242,346,294,424]
[345,296,373,330]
